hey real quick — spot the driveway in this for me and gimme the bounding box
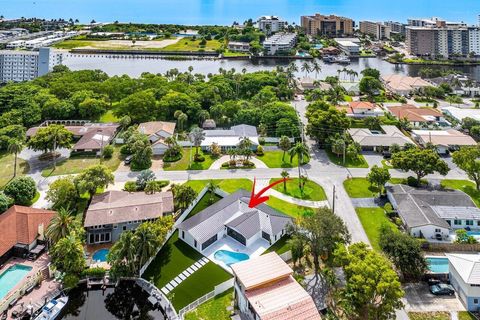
[362,151,384,168]
[403,283,465,312]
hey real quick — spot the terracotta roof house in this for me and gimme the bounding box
[386,184,480,242]
[138,121,176,155]
[337,101,384,118]
[177,190,292,253]
[387,105,447,128]
[348,125,413,150]
[382,74,433,96]
[84,191,174,245]
[0,205,55,263]
[231,252,321,320]
[411,129,477,154]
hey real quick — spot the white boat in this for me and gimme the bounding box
[34,296,68,320]
[335,56,351,64]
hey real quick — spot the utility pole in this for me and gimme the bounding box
[98,129,104,164]
[332,185,336,214]
[53,136,57,170]
[342,129,346,166]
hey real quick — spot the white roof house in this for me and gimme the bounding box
[446,254,480,311]
[442,106,480,122]
[201,124,259,149]
[348,125,413,149]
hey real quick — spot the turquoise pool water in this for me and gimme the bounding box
[92,249,109,262]
[427,257,449,273]
[467,231,480,237]
[214,250,249,266]
[0,264,33,300]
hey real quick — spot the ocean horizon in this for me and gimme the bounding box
[1,0,479,26]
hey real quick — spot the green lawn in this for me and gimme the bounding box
[27,191,41,206]
[256,150,308,168]
[266,196,314,218]
[343,178,380,198]
[143,231,203,289]
[269,178,327,201]
[168,262,232,311]
[185,192,222,219]
[326,150,369,168]
[458,311,477,320]
[53,39,96,49]
[184,179,253,194]
[184,289,233,320]
[163,149,218,171]
[381,159,393,169]
[161,39,222,52]
[441,180,480,207]
[408,312,450,320]
[41,146,123,177]
[99,110,119,123]
[0,152,30,188]
[264,235,291,255]
[356,207,396,251]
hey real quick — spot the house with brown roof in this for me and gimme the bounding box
[138,121,176,155]
[387,105,447,128]
[411,129,477,154]
[0,206,55,264]
[84,191,174,245]
[27,122,120,153]
[337,101,384,118]
[382,74,433,96]
[231,252,321,320]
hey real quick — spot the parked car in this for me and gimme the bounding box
[430,283,455,296]
[382,151,392,159]
[124,155,133,165]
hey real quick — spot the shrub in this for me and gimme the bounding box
[0,192,12,213]
[194,154,205,162]
[145,180,169,194]
[81,267,106,278]
[4,177,37,205]
[102,145,114,159]
[406,176,418,187]
[242,160,255,168]
[229,159,236,167]
[63,274,79,289]
[394,217,403,226]
[136,169,155,190]
[256,145,264,156]
[124,181,137,192]
[120,144,131,155]
[258,137,266,145]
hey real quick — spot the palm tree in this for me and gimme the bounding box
[301,62,312,77]
[207,180,219,203]
[197,110,209,126]
[278,136,292,161]
[281,170,290,191]
[188,66,194,74]
[311,60,322,79]
[109,231,137,275]
[189,127,206,158]
[8,139,23,178]
[289,142,310,191]
[228,148,237,160]
[46,208,76,244]
[177,112,188,131]
[350,70,359,82]
[134,225,159,273]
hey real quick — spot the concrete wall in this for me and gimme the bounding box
[449,262,480,311]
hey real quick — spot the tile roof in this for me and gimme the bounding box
[387,105,443,122]
[348,125,412,147]
[382,74,432,92]
[138,121,176,136]
[412,129,476,147]
[446,254,480,284]
[349,101,375,110]
[232,253,321,320]
[387,184,477,229]
[0,206,56,257]
[84,191,174,227]
[177,190,292,243]
[73,124,119,151]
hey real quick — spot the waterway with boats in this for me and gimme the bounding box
[62,53,480,81]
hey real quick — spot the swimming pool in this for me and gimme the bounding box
[467,231,480,237]
[426,257,449,273]
[92,249,110,262]
[214,250,249,266]
[0,264,33,300]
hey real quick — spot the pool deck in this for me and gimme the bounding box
[85,243,112,269]
[202,237,270,272]
[0,254,52,314]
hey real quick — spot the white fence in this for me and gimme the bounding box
[178,278,234,319]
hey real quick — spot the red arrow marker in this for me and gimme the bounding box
[248,177,290,208]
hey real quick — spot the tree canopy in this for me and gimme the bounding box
[391,148,449,184]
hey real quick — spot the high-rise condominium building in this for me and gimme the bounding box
[0,47,62,83]
[384,21,406,36]
[301,13,354,37]
[359,21,391,40]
